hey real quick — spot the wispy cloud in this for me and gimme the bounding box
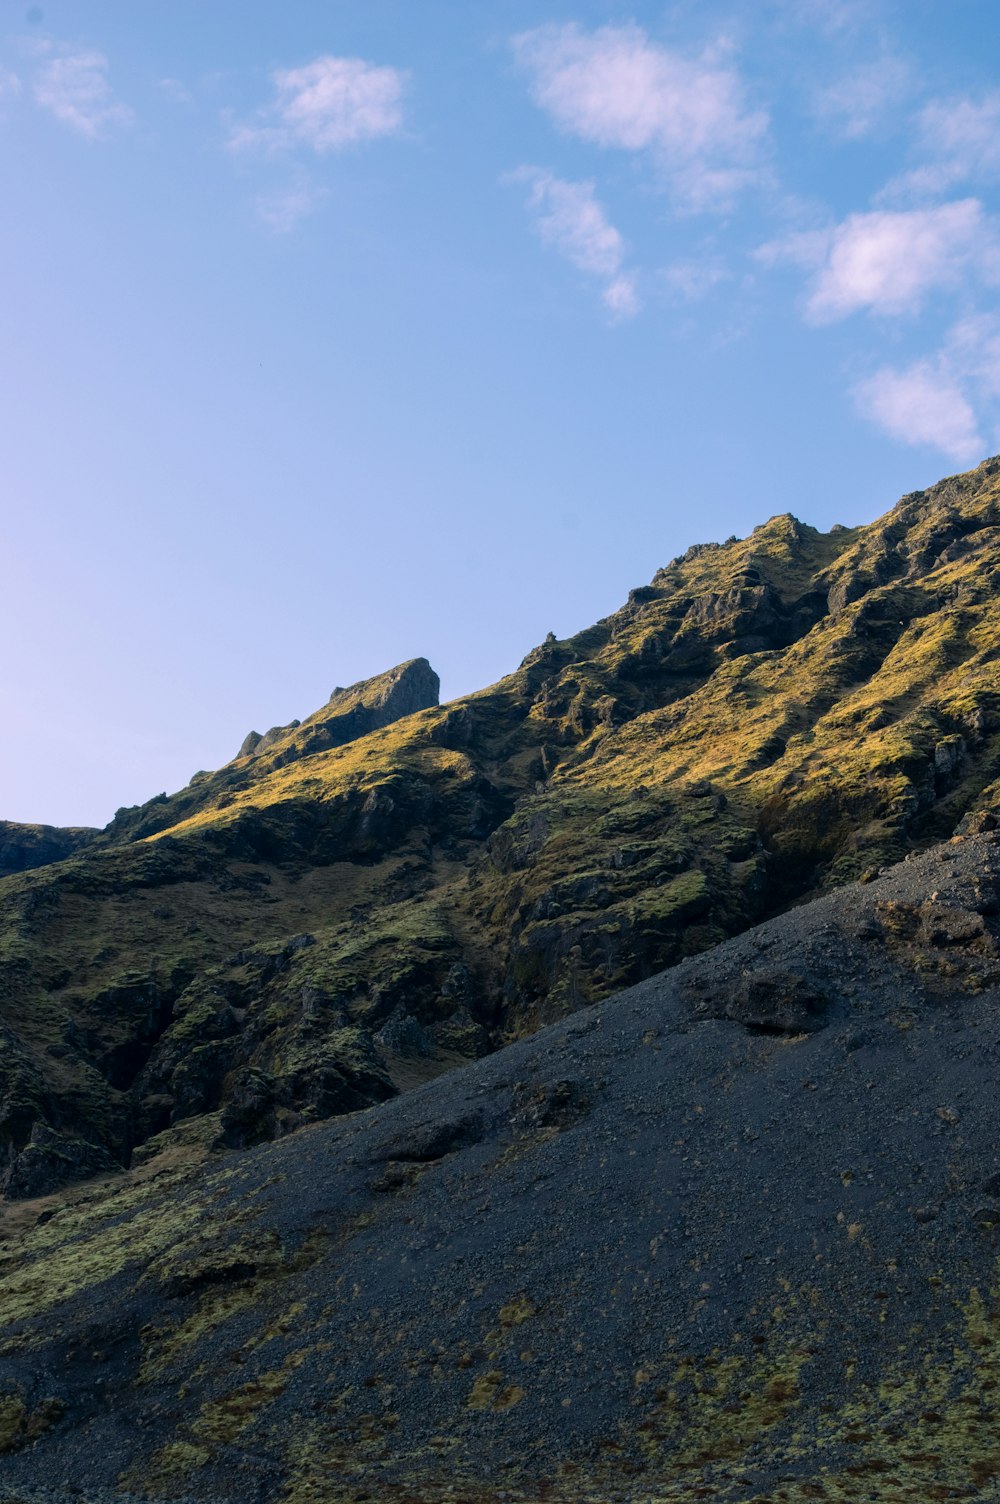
[948,314,1000,403]
[33,47,132,138]
[855,361,981,463]
[229,54,406,156]
[813,55,911,140]
[760,200,997,321]
[773,0,876,36]
[508,167,639,318]
[0,66,21,103]
[885,93,1000,201]
[854,317,1000,462]
[512,23,768,211]
[659,257,729,302]
[602,274,640,318]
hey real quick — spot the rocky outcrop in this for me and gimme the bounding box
[330,655,441,723]
[97,659,441,845]
[234,658,440,769]
[235,721,302,759]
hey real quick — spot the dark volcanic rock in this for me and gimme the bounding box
[1,1123,119,1200]
[687,967,832,1033]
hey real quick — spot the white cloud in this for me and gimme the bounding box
[853,318,1000,463]
[512,23,768,210]
[813,56,910,140]
[509,167,640,318]
[774,0,874,35]
[0,66,21,102]
[33,48,132,138]
[946,315,1000,402]
[229,54,405,156]
[886,93,1000,200]
[760,200,996,321]
[603,274,640,319]
[660,257,728,302]
[920,94,1000,176]
[855,361,982,463]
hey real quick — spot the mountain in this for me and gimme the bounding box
[3,457,1000,1201]
[4,828,1000,1502]
[7,456,1000,1500]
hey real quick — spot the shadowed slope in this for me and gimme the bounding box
[0,820,97,880]
[5,830,1000,1501]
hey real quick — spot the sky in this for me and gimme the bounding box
[3,0,1000,827]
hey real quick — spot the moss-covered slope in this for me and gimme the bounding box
[5,830,1000,1502]
[4,458,1000,1197]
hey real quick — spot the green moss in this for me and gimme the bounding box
[0,1162,239,1345]
[0,1395,27,1453]
[628,870,711,926]
[0,1393,63,1454]
[121,1439,212,1493]
[140,1224,328,1380]
[193,1363,293,1443]
[498,1295,536,1328]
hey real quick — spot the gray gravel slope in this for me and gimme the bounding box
[4,832,1000,1503]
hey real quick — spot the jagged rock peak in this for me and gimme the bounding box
[235,721,301,760]
[324,656,440,719]
[234,657,439,765]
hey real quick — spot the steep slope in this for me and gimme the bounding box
[4,458,1000,1197]
[5,829,1000,1502]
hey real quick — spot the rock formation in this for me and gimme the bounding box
[0,820,96,880]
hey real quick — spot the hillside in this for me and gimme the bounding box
[0,821,96,882]
[4,828,1000,1502]
[3,457,1000,1200]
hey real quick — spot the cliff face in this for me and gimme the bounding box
[0,820,96,880]
[3,459,1000,1199]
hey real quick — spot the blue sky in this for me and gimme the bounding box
[3,0,1000,826]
